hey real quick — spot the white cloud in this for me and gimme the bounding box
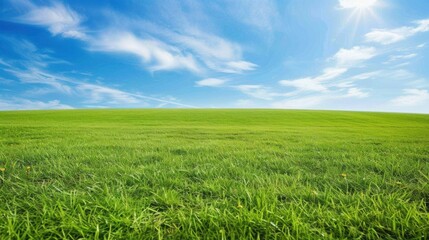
[148,0,258,73]
[333,46,377,66]
[366,31,407,45]
[349,71,381,80]
[391,89,429,106]
[0,98,73,110]
[76,84,140,104]
[334,82,355,88]
[278,47,376,94]
[280,78,327,92]
[10,1,257,74]
[6,67,73,94]
[271,95,328,109]
[339,0,377,9]
[172,32,241,63]
[3,57,195,108]
[0,58,13,68]
[345,88,369,98]
[414,19,429,32]
[98,5,257,74]
[81,20,257,74]
[196,78,228,87]
[365,19,429,45]
[314,67,349,81]
[163,29,257,73]
[1,38,70,68]
[235,85,283,100]
[387,53,417,63]
[90,32,201,73]
[271,88,369,109]
[393,62,411,68]
[15,1,86,39]
[224,61,257,73]
[279,67,348,92]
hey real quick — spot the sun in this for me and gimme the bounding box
[339,0,378,9]
[337,0,382,44]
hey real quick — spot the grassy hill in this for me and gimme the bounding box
[0,109,428,239]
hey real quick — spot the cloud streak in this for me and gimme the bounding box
[0,98,73,110]
[332,46,377,66]
[391,89,429,106]
[90,32,201,73]
[13,0,86,39]
[131,15,258,73]
[196,78,228,87]
[234,85,288,100]
[279,67,348,92]
[1,43,197,108]
[9,0,257,74]
[365,19,429,45]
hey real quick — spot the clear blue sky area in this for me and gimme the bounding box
[1,0,428,112]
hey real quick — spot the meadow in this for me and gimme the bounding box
[0,109,428,239]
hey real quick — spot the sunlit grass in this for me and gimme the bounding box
[0,109,428,239]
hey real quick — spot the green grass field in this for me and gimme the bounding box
[0,109,428,239]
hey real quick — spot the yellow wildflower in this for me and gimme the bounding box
[340,173,347,178]
[0,168,5,172]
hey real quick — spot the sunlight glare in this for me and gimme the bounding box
[340,0,377,9]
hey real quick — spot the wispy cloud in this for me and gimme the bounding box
[386,53,417,63]
[0,58,13,68]
[76,83,140,104]
[365,19,429,45]
[279,46,377,93]
[391,89,429,106]
[130,16,258,73]
[221,61,257,73]
[1,38,196,108]
[74,84,197,107]
[90,31,201,73]
[271,43,379,109]
[345,87,369,98]
[271,95,330,109]
[6,65,196,108]
[271,88,369,109]
[332,46,377,66]
[349,71,381,80]
[6,67,73,94]
[12,0,86,39]
[196,78,228,87]
[134,27,257,73]
[143,0,257,73]
[9,0,256,74]
[0,98,73,110]
[279,67,348,92]
[169,32,257,73]
[1,38,69,68]
[234,85,285,100]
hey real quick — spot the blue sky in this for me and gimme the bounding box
[0,0,428,112]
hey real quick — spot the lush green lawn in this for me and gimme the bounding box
[0,109,428,239]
